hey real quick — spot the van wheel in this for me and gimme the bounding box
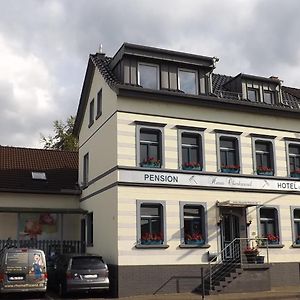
[58,282,66,298]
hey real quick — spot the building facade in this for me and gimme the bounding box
[0,146,84,255]
[74,43,300,297]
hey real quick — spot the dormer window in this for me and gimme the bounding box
[247,88,259,102]
[178,69,198,95]
[138,63,159,90]
[263,91,274,105]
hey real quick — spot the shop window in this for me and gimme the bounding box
[293,209,300,244]
[96,89,102,119]
[138,63,159,90]
[288,144,300,178]
[88,99,94,127]
[181,132,202,170]
[219,136,240,174]
[263,91,274,105]
[259,207,280,245]
[255,140,274,176]
[178,69,198,95]
[182,204,205,245]
[247,88,259,102]
[139,128,162,168]
[83,153,89,188]
[137,202,166,246]
[86,212,93,246]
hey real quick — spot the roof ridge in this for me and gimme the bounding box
[0,145,78,153]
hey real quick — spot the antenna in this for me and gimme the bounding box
[99,44,103,54]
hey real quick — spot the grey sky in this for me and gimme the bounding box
[1,0,300,148]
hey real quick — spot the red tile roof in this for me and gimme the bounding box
[0,146,79,194]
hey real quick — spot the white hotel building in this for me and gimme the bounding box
[74,43,300,297]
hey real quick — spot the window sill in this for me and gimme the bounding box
[88,121,94,128]
[95,113,102,120]
[259,244,284,248]
[179,243,210,249]
[135,244,169,249]
[291,244,300,248]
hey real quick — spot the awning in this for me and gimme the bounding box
[216,200,260,208]
[0,207,88,214]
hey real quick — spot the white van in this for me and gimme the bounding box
[0,247,47,296]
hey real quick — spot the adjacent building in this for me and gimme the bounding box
[74,43,300,297]
[0,146,84,254]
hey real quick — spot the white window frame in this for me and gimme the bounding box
[136,200,167,247]
[216,132,242,174]
[137,62,160,90]
[257,206,282,245]
[285,140,300,178]
[178,68,199,95]
[252,136,276,176]
[179,201,208,246]
[291,206,300,245]
[136,123,165,168]
[178,129,205,171]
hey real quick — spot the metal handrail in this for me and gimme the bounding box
[206,237,269,291]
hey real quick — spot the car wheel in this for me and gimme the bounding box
[58,282,66,298]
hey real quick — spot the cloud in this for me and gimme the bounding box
[0,0,300,147]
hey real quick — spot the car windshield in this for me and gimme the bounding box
[71,256,106,270]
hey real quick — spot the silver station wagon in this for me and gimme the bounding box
[48,253,109,297]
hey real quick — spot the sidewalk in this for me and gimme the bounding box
[119,286,300,300]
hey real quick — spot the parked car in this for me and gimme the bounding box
[47,253,109,297]
[0,247,47,297]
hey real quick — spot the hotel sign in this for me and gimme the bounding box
[119,169,300,192]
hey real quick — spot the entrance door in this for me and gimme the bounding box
[221,213,240,260]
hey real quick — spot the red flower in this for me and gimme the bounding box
[142,157,160,166]
[266,233,279,241]
[141,232,163,241]
[291,169,300,174]
[221,164,240,170]
[244,246,259,255]
[184,232,203,241]
[257,166,273,172]
[183,162,201,168]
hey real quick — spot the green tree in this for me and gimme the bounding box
[41,116,78,151]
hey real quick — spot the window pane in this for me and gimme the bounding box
[294,209,300,219]
[190,148,198,162]
[139,64,158,90]
[182,147,189,164]
[260,208,275,219]
[149,145,158,159]
[140,131,158,142]
[184,206,202,217]
[227,151,236,165]
[140,144,148,162]
[141,205,160,217]
[220,151,227,165]
[220,138,235,149]
[263,91,274,104]
[179,70,197,94]
[289,145,300,155]
[248,89,258,102]
[182,134,198,146]
[256,141,269,153]
[184,205,203,242]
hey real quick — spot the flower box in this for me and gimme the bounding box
[257,170,273,176]
[291,173,300,178]
[182,166,202,171]
[185,240,205,245]
[256,255,265,264]
[245,254,257,263]
[221,168,240,174]
[141,240,163,245]
[140,163,161,168]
